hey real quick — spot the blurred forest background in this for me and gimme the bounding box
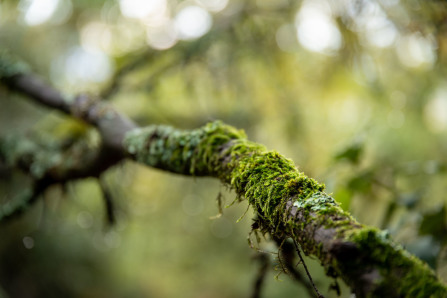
[1,0,447,297]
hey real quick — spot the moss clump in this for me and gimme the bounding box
[0,136,62,179]
[124,120,330,239]
[124,121,245,175]
[123,120,447,296]
[0,136,59,221]
[223,147,326,236]
[345,228,447,297]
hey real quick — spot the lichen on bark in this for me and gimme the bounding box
[0,49,30,79]
[123,120,447,296]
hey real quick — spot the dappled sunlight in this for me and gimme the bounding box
[396,33,437,69]
[20,0,59,26]
[344,0,398,48]
[174,6,212,40]
[276,24,299,52]
[119,0,167,20]
[50,46,114,89]
[295,0,342,55]
[80,22,113,53]
[19,0,72,26]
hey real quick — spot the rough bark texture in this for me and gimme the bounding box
[1,49,447,297]
[124,122,447,297]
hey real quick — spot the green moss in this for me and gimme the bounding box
[123,120,447,295]
[124,121,352,240]
[346,228,447,297]
[0,136,60,221]
[0,49,30,78]
[124,120,337,239]
[0,136,62,179]
[0,189,34,221]
[124,121,246,175]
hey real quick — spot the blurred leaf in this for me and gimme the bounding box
[334,142,363,165]
[419,205,447,244]
[347,171,373,194]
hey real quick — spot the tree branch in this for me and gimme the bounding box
[122,122,447,296]
[0,50,136,154]
[275,239,317,297]
[0,50,137,219]
[1,50,446,296]
[251,252,270,298]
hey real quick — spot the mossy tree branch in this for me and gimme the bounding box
[0,49,136,178]
[123,122,447,297]
[1,50,446,296]
[0,49,135,220]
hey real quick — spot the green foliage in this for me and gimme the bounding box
[2,0,447,296]
[419,206,447,244]
[334,142,364,165]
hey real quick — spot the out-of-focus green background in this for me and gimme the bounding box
[1,0,447,297]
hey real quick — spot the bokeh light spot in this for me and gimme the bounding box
[295,2,342,55]
[276,24,299,52]
[23,236,35,249]
[65,47,113,84]
[119,0,167,20]
[146,21,178,50]
[174,6,212,40]
[77,211,94,229]
[397,33,436,69]
[424,87,447,133]
[80,22,112,53]
[20,0,60,26]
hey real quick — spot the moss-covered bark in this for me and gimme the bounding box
[124,121,447,297]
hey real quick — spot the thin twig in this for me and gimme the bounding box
[99,177,116,227]
[293,239,324,298]
[275,239,316,297]
[251,252,270,298]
